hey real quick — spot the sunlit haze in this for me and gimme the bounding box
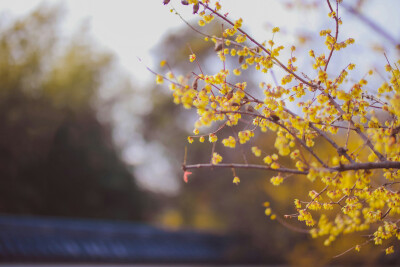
[1,0,398,194]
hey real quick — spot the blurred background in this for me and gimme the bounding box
[0,0,399,265]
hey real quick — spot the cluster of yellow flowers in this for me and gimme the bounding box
[159,0,400,255]
[222,136,236,148]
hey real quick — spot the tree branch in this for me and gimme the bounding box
[183,160,400,174]
[183,163,307,175]
[324,0,340,72]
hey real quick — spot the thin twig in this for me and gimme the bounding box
[274,214,310,234]
[324,0,340,73]
[333,238,373,258]
[381,208,392,220]
[304,186,328,212]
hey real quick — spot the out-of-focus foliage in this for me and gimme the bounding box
[0,6,144,221]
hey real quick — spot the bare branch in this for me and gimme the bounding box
[333,238,373,258]
[183,163,307,175]
[274,214,310,234]
[183,160,400,174]
[381,208,392,220]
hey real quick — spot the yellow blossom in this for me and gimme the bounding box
[234,18,243,29]
[263,155,272,164]
[235,34,246,43]
[209,133,218,143]
[251,146,262,157]
[386,246,394,255]
[272,27,280,33]
[233,176,240,185]
[265,208,272,216]
[270,174,283,186]
[222,136,236,148]
[233,68,241,76]
[212,152,222,164]
[271,162,280,169]
[156,74,164,84]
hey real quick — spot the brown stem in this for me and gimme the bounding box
[274,214,310,234]
[324,0,340,73]
[183,160,400,173]
[381,208,392,220]
[183,163,307,175]
[333,238,373,258]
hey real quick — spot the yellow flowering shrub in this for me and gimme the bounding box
[158,0,400,257]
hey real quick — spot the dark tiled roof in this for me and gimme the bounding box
[0,215,230,263]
